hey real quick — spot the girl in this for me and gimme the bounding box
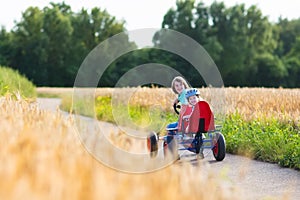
[171,76,190,106]
[167,76,191,132]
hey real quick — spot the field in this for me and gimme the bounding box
[0,87,299,199]
[48,87,300,169]
[38,86,300,122]
[0,96,242,200]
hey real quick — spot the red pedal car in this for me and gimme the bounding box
[147,100,226,161]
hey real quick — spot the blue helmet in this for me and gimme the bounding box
[185,88,200,99]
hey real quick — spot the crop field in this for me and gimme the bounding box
[0,95,243,200]
[0,87,299,199]
[38,86,300,123]
[52,86,300,169]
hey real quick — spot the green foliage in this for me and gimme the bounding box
[276,18,300,56]
[0,66,36,98]
[0,28,13,66]
[42,3,73,86]
[223,112,300,170]
[11,6,48,85]
[95,96,113,122]
[156,1,284,87]
[282,36,300,87]
[1,1,300,87]
[2,2,128,87]
[252,53,287,86]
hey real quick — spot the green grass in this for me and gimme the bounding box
[0,66,36,99]
[60,94,300,170]
[95,96,177,133]
[223,112,300,170]
[37,93,61,98]
[61,95,178,133]
[60,93,98,117]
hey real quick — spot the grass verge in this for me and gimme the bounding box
[0,66,36,99]
[223,113,300,169]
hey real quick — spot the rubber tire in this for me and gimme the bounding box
[147,132,158,158]
[212,132,226,161]
[163,135,178,159]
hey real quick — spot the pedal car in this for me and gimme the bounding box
[147,100,226,161]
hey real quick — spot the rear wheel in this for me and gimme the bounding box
[212,132,226,161]
[147,132,158,158]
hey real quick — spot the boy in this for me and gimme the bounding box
[185,88,215,159]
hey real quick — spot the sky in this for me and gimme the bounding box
[1,0,300,32]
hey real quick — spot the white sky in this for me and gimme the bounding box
[1,0,300,31]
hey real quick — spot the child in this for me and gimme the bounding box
[171,76,190,106]
[167,76,191,131]
[185,88,215,159]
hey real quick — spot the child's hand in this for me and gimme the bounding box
[173,98,179,105]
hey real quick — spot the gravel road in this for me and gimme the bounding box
[36,98,300,200]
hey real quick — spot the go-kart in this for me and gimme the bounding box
[147,101,226,161]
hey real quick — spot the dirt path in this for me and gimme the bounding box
[36,98,300,200]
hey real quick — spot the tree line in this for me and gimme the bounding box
[0,1,299,87]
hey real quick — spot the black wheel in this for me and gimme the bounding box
[163,135,178,159]
[212,132,226,161]
[147,132,158,158]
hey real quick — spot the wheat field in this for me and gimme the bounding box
[2,87,299,199]
[0,95,242,200]
[38,86,300,124]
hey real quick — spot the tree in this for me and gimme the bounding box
[252,53,286,87]
[276,18,300,57]
[10,6,48,84]
[283,36,300,87]
[3,2,131,86]
[274,18,300,87]
[244,5,284,86]
[1,1,298,87]
[154,0,222,87]
[68,7,135,87]
[210,3,250,84]
[42,3,73,86]
[0,27,13,66]
[210,3,284,86]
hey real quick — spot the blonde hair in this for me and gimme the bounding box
[171,76,190,94]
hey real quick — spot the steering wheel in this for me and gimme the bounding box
[173,103,181,115]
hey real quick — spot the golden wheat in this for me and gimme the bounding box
[0,96,243,200]
[223,87,300,123]
[41,86,300,126]
[42,86,300,124]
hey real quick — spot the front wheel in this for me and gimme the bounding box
[147,132,158,158]
[163,135,178,159]
[212,132,226,161]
